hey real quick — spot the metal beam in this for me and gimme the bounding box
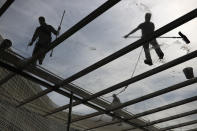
[67,92,73,131]
[123,109,197,131]
[0,50,160,131]
[0,0,14,17]
[160,119,197,131]
[15,8,197,105]
[0,0,121,86]
[0,61,149,131]
[84,96,197,131]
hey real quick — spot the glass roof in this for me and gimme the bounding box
[0,0,196,130]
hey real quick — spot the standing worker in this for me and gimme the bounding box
[28,16,60,65]
[124,13,164,66]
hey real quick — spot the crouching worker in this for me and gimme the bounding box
[28,16,60,65]
[111,94,122,126]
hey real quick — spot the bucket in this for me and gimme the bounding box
[183,67,194,79]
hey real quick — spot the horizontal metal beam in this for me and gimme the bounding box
[160,119,197,131]
[84,96,197,131]
[17,8,197,106]
[124,109,197,131]
[0,0,121,86]
[0,61,148,131]
[0,0,14,17]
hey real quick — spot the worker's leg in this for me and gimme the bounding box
[151,39,164,59]
[38,53,46,65]
[143,44,153,65]
[32,46,39,65]
[38,48,46,65]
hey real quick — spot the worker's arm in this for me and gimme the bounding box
[124,25,140,38]
[29,28,39,46]
[50,25,61,36]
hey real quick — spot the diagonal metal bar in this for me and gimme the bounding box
[0,61,149,131]
[124,109,197,131]
[15,8,197,106]
[72,77,197,122]
[84,96,197,131]
[0,0,14,17]
[0,50,160,131]
[43,50,197,116]
[160,119,197,131]
[0,0,121,86]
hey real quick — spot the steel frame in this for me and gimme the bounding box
[1,52,197,131]
[0,50,158,130]
[0,61,150,131]
[0,1,196,130]
[15,8,197,110]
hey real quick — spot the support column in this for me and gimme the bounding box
[67,92,73,131]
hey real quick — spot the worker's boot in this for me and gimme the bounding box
[159,52,164,59]
[144,59,153,66]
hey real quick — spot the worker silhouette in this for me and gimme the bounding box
[28,16,60,65]
[124,13,164,66]
[111,94,122,125]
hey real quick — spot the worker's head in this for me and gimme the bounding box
[39,16,45,25]
[145,13,151,22]
[112,94,117,98]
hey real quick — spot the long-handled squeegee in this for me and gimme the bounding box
[128,31,190,44]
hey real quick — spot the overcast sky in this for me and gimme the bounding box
[0,0,197,130]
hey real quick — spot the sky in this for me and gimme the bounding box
[0,0,197,130]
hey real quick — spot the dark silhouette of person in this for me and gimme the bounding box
[111,94,122,126]
[28,16,60,65]
[124,13,164,66]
